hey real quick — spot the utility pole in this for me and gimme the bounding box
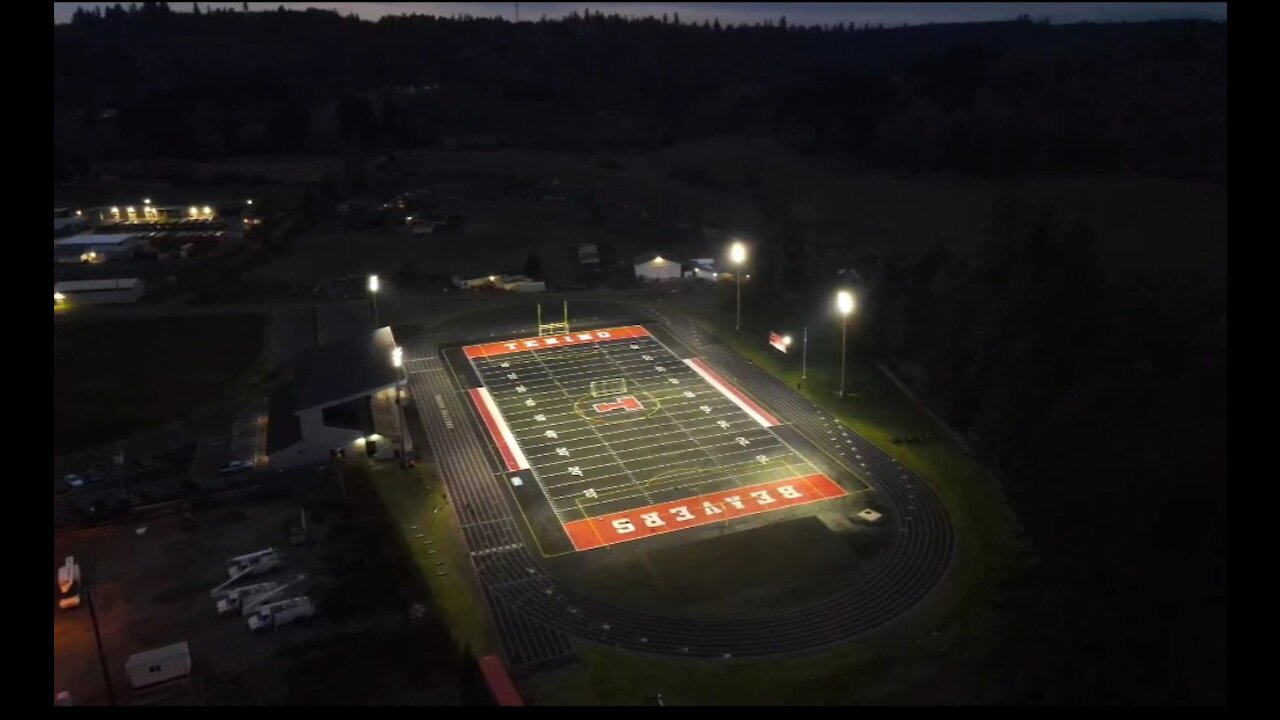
[801,326,808,381]
[392,346,408,468]
[840,313,847,398]
[515,3,520,22]
[736,272,742,331]
[331,454,347,504]
[114,443,130,505]
[396,378,408,469]
[85,587,116,706]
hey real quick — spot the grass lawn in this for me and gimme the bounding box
[519,290,1026,705]
[363,460,498,657]
[52,315,269,455]
[684,291,1025,626]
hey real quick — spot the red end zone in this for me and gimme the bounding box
[464,325,651,359]
[562,474,848,551]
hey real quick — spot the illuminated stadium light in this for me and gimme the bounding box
[729,240,747,331]
[836,290,856,316]
[836,290,856,397]
[368,274,381,328]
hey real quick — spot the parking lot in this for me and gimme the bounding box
[52,463,463,705]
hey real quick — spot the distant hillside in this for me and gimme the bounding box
[54,6,1225,183]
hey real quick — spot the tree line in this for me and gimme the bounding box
[55,7,1225,183]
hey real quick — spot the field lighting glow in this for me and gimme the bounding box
[837,290,856,316]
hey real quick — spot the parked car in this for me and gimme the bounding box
[219,460,254,475]
[86,470,106,485]
[63,474,85,489]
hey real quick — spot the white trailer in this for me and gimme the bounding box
[57,556,82,610]
[247,596,315,633]
[125,641,191,690]
[214,581,280,616]
[225,548,283,580]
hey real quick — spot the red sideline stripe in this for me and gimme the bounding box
[463,325,651,359]
[478,655,524,706]
[467,388,526,472]
[562,474,847,551]
[685,357,782,427]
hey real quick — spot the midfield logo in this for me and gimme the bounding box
[592,396,644,414]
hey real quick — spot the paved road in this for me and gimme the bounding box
[398,300,955,672]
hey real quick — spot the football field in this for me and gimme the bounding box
[462,325,849,551]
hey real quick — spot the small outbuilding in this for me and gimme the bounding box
[54,278,146,305]
[125,642,191,690]
[634,252,682,282]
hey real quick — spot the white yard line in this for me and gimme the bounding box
[524,344,655,508]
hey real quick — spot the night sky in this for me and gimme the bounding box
[53,2,1227,26]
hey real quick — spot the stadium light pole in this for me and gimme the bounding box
[368,274,380,329]
[730,240,747,331]
[802,326,808,381]
[836,290,856,398]
[392,346,407,468]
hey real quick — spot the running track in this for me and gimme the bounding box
[398,303,955,673]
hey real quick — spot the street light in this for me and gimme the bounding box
[368,274,380,328]
[391,346,408,467]
[730,240,747,331]
[836,290,856,398]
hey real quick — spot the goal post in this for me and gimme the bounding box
[590,378,627,397]
[537,301,570,337]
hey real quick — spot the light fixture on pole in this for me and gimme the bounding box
[836,290,856,397]
[392,346,407,467]
[729,240,747,331]
[368,274,380,329]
